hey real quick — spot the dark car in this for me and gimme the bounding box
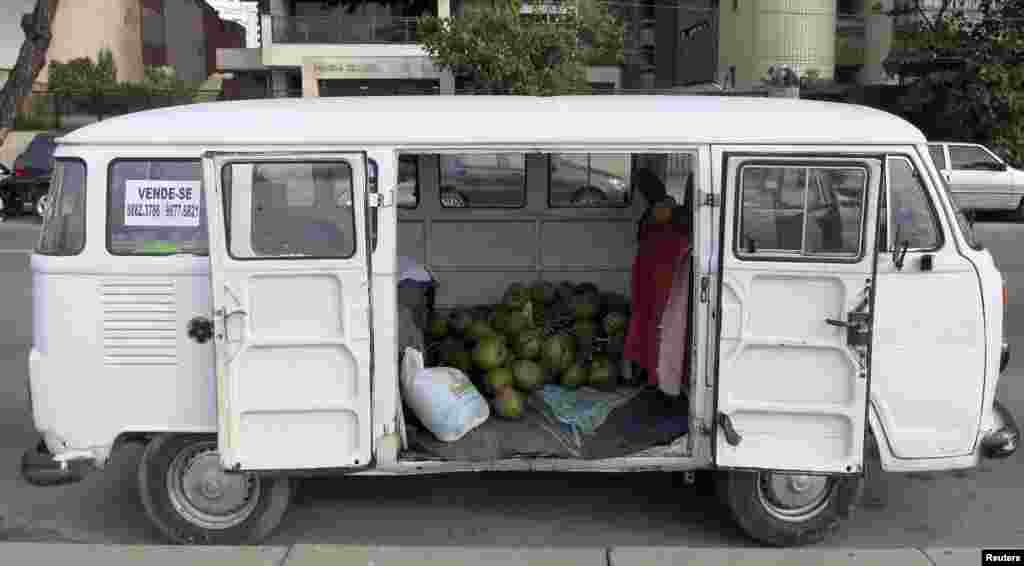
[3,133,58,217]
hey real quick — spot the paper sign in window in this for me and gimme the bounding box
[125,180,201,227]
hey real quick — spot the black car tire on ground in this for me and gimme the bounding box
[717,469,863,547]
[138,434,293,545]
[1015,198,1024,222]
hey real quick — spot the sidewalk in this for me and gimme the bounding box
[0,544,984,565]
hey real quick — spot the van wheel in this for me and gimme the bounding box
[717,470,863,547]
[138,434,292,545]
[1015,198,1024,222]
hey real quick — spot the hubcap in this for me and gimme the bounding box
[757,472,834,523]
[166,442,260,530]
[36,195,49,217]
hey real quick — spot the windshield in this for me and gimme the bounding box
[936,170,983,250]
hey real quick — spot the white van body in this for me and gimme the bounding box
[23,96,1017,546]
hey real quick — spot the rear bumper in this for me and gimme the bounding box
[20,438,93,487]
[981,399,1019,460]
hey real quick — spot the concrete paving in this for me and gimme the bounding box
[0,544,1000,565]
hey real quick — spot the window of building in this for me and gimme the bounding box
[549,154,631,208]
[107,160,207,256]
[439,153,526,208]
[223,161,357,259]
[36,159,87,256]
[736,163,868,259]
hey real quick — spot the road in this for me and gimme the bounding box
[0,214,1021,547]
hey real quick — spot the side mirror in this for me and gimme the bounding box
[893,207,913,271]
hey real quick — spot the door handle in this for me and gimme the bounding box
[826,312,871,348]
[215,307,248,342]
[825,318,852,329]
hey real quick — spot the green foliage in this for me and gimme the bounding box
[883,0,1024,166]
[47,49,199,120]
[416,0,625,95]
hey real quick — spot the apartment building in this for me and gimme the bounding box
[34,0,244,88]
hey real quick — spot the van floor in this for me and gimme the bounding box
[403,386,689,461]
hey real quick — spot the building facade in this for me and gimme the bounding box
[35,0,243,88]
[207,0,261,48]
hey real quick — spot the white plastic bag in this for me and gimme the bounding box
[401,347,489,442]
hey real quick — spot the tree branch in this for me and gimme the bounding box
[0,0,58,145]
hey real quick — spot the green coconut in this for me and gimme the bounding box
[467,320,498,342]
[473,335,509,371]
[486,367,516,395]
[503,311,531,336]
[515,329,544,360]
[494,387,525,419]
[503,283,530,310]
[602,311,629,337]
[530,281,558,305]
[571,292,601,320]
[512,359,545,391]
[561,362,589,389]
[542,333,576,372]
[589,355,619,390]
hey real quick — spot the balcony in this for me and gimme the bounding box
[270,14,420,44]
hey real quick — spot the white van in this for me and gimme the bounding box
[21,96,1018,547]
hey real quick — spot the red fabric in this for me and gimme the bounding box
[624,220,690,387]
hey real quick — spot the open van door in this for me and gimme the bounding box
[203,152,373,472]
[713,151,882,475]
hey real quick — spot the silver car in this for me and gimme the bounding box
[928,142,1024,217]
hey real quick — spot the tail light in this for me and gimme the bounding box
[13,166,26,177]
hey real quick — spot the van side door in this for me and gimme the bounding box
[870,153,986,460]
[713,150,882,474]
[203,152,373,471]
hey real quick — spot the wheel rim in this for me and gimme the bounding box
[756,472,835,523]
[165,441,260,530]
[36,195,49,217]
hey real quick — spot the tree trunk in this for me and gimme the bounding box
[0,0,58,147]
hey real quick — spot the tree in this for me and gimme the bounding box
[416,0,625,95]
[879,0,1024,165]
[0,0,58,146]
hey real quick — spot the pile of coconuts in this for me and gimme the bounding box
[425,280,631,420]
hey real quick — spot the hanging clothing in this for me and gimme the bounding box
[624,219,690,389]
[657,247,692,396]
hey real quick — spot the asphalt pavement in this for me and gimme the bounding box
[0,214,1021,557]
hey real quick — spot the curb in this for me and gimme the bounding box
[0,544,993,565]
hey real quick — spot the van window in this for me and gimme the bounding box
[398,154,419,209]
[549,154,631,207]
[107,160,207,255]
[928,144,947,170]
[223,161,356,259]
[36,159,86,256]
[737,164,867,259]
[885,157,942,251]
[439,153,525,208]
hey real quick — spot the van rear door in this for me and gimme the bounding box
[203,152,373,472]
[713,150,882,474]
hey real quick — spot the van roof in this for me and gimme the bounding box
[58,95,927,147]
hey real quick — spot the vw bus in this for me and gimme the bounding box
[21,96,1018,546]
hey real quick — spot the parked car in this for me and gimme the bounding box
[6,132,58,217]
[0,162,10,215]
[928,142,1024,218]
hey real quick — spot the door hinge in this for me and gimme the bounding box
[700,191,718,207]
[699,275,711,303]
[367,190,394,208]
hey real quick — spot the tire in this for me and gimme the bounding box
[1015,198,1024,222]
[717,470,863,547]
[137,434,293,545]
[34,194,50,218]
